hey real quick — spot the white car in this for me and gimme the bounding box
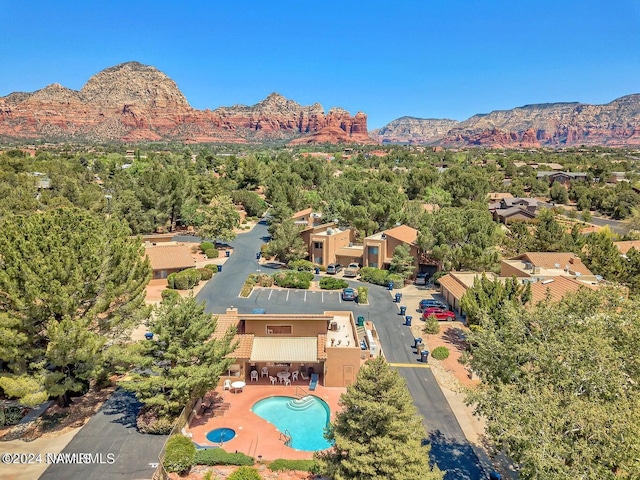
[415,272,428,285]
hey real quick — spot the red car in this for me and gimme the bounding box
[422,308,455,321]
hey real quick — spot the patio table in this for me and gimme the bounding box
[231,380,246,393]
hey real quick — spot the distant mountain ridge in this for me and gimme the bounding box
[375,95,640,147]
[0,62,370,144]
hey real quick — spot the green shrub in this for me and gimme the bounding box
[319,277,348,290]
[423,315,440,334]
[359,266,390,286]
[204,248,219,259]
[432,346,450,360]
[228,466,261,480]
[136,408,175,434]
[163,434,196,473]
[204,263,217,271]
[197,268,213,280]
[356,286,368,304]
[289,259,315,271]
[272,271,313,289]
[195,448,254,466]
[200,241,214,253]
[161,289,181,303]
[387,273,404,289]
[173,269,202,290]
[268,459,319,473]
[167,272,177,289]
[0,407,26,427]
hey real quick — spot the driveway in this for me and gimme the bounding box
[196,221,487,478]
[40,389,167,480]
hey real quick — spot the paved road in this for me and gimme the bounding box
[40,389,167,480]
[196,220,486,479]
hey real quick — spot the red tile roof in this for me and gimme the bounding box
[438,274,469,301]
[516,252,592,275]
[615,241,640,255]
[382,225,418,245]
[145,244,195,271]
[528,276,597,304]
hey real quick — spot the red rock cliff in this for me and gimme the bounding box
[0,62,371,144]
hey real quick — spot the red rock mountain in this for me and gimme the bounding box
[374,95,640,148]
[0,62,370,144]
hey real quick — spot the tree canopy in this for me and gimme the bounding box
[120,296,236,417]
[0,208,151,406]
[465,289,640,479]
[317,356,443,480]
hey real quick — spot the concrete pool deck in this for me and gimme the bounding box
[187,383,345,461]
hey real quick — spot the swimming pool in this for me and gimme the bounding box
[206,427,236,443]
[251,396,332,451]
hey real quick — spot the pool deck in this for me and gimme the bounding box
[187,383,345,461]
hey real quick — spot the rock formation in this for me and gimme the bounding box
[374,95,640,148]
[369,117,459,144]
[0,62,370,144]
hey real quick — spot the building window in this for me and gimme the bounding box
[368,246,378,255]
[314,257,323,264]
[313,242,323,249]
[370,262,378,268]
[266,325,292,335]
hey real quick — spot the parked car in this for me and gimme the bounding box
[415,272,429,285]
[341,287,358,301]
[419,298,447,311]
[327,263,343,274]
[422,308,455,321]
[343,263,361,278]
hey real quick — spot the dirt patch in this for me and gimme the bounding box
[411,321,479,391]
[15,386,115,442]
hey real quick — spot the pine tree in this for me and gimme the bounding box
[317,356,444,480]
[0,208,152,406]
[120,296,236,417]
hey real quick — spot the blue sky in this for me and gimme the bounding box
[1,1,639,128]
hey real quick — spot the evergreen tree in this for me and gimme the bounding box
[389,244,416,279]
[317,356,444,480]
[0,208,151,406]
[460,275,531,327]
[120,296,236,417]
[581,228,626,282]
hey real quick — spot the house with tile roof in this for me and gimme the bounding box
[362,224,425,276]
[145,242,196,279]
[300,222,360,267]
[214,308,371,388]
[489,197,539,224]
[614,240,640,257]
[501,252,598,284]
[438,270,599,315]
[536,171,588,185]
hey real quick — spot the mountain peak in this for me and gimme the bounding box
[80,62,190,108]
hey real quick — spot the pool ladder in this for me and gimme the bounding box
[279,429,292,446]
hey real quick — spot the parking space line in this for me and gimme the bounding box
[304,291,307,302]
[286,290,290,302]
[388,363,430,369]
[321,292,324,303]
[268,289,273,300]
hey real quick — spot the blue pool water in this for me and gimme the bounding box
[251,396,332,451]
[206,427,236,443]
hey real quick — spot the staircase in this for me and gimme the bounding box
[212,403,231,417]
[287,396,315,411]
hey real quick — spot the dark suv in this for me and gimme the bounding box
[327,263,343,274]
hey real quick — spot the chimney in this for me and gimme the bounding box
[226,307,238,315]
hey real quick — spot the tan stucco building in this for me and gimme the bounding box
[215,309,375,388]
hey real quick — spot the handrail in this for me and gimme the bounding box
[295,386,308,398]
[279,430,292,445]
